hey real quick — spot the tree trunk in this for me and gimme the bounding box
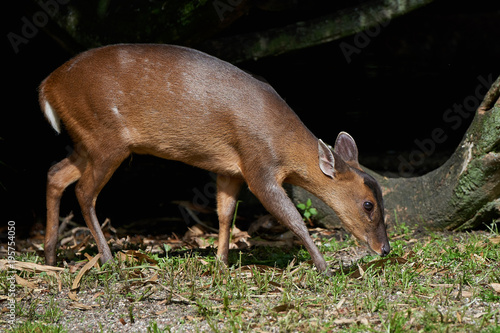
[30,0,434,62]
[201,0,435,63]
[290,75,500,230]
[29,0,252,54]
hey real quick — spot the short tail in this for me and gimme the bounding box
[42,100,61,134]
[39,85,61,134]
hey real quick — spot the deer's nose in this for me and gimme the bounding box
[380,243,391,257]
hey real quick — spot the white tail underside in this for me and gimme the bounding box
[43,100,61,134]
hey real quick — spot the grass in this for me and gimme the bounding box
[1,222,499,332]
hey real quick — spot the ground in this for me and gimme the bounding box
[1,214,499,332]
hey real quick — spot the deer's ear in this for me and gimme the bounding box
[318,139,349,177]
[334,132,360,168]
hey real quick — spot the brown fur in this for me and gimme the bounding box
[40,44,389,273]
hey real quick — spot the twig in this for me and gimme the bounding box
[58,212,75,235]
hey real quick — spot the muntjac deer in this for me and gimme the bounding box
[40,44,390,273]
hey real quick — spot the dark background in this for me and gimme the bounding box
[3,0,499,237]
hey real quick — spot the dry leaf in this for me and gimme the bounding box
[123,250,158,265]
[60,235,76,246]
[456,290,473,298]
[272,303,295,313]
[193,237,211,249]
[490,283,500,293]
[183,224,210,241]
[348,257,407,279]
[0,260,65,274]
[15,275,37,289]
[430,284,455,288]
[357,264,365,278]
[489,236,500,244]
[240,264,275,273]
[335,297,346,310]
[334,316,371,326]
[471,253,487,263]
[117,251,137,264]
[147,274,159,283]
[474,312,488,319]
[69,254,102,301]
[402,251,417,260]
[93,292,105,299]
[84,253,101,268]
[198,259,210,266]
[69,302,96,310]
[70,235,91,251]
[333,318,356,325]
[155,308,169,315]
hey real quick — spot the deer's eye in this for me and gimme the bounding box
[363,201,374,212]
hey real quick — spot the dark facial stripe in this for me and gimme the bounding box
[354,169,384,214]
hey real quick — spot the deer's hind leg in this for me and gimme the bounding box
[216,175,243,264]
[45,151,87,265]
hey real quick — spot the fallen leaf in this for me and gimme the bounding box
[198,259,210,266]
[357,264,365,278]
[70,235,91,251]
[474,312,488,319]
[68,302,96,310]
[239,264,281,273]
[84,253,101,268]
[155,308,169,315]
[123,250,158,265]
[15,275,37,289]
[333,318,356,325]
[0,260,65,274]
[430,284,455,288]
[93,292,105,299]
[60,235,76,246]
[489,236,500,244]
[117,251,137,264]
[335,297,346,310]
[348,257,407,279]
[402,251,417,260]
[69,254,101,301]
[306,303,323,308]
[458,290,473,298]
[69,261,89,273]
[193,237,211,249]
[490,283,500,293]
[334,316,371,326]
[147,274,159,283]
[272,303,295,313]
[471,253,487,263]
[358,317,369,326]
